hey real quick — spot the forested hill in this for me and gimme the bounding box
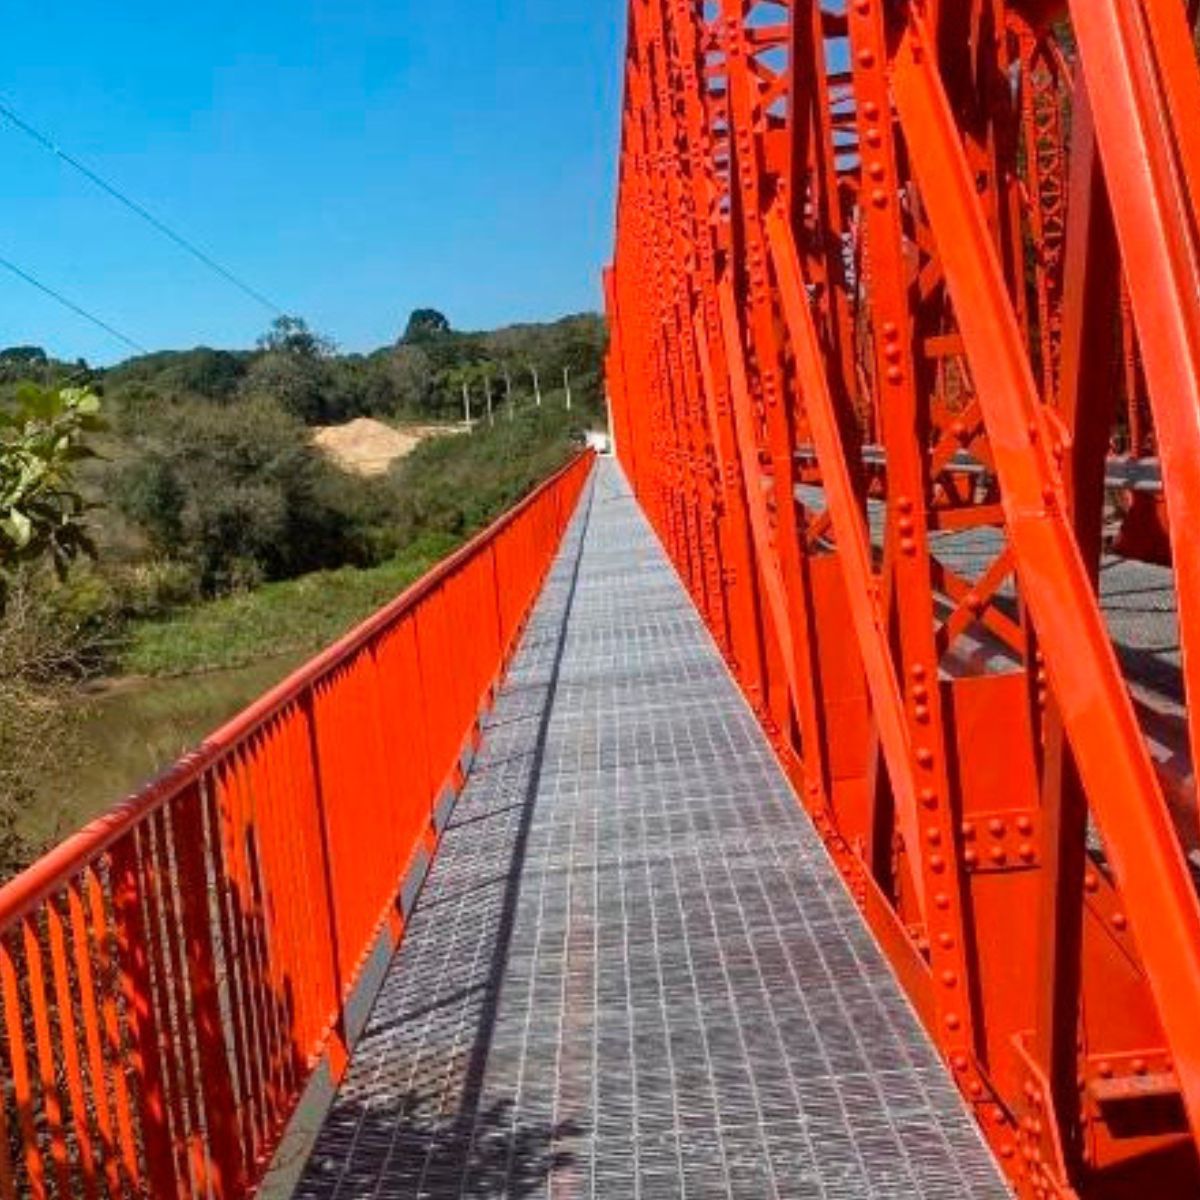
[0,309,607,426]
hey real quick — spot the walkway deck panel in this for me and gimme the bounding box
[296,461,1007,1198]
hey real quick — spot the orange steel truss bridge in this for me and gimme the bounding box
[3,2,1200,1198]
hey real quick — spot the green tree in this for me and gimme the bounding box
[243,317,342,423]
[104,347,252,406]
[241,351,331,423]
[387,344,435,413]
[117,395,387,593]
[0,385,103,602]
[257,315,335,358]
[0,346,48,367]
[402,308,451,344]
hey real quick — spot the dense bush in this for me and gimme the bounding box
[115,394,392,594]
[388,404,582,542]
[104,347,251,403]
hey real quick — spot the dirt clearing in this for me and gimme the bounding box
[312,418,464,477]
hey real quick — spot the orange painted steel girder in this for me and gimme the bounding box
[606,1,1200,1195]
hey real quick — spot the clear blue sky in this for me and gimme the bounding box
[0,2,625,364]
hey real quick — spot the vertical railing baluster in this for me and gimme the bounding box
[111,835,180,1199]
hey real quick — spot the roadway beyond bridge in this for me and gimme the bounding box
[293,461,1007,1198]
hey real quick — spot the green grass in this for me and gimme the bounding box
[120,532,459,677]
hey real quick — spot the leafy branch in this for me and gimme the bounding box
[0,384,103,594]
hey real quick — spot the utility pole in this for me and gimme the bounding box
[504,366,514,422]
[462,380,472,430]
[484,371,494,427]
[563,365,573,411]
[530,364,542,407]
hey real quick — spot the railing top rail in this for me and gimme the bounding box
[0,449,594,928]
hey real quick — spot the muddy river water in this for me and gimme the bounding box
[30,653,309,845]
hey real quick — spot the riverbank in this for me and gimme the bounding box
[120,530,458,677]
[24,531,461,843]
[29,652,310,844]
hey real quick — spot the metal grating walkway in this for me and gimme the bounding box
[294,461,1008,1199]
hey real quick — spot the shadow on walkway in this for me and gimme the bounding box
[295,483,596,1198]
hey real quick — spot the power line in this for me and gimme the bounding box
[0,254,148,355]
[0,99,287,317]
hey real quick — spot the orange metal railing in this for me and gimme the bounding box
[0,450,593,1198]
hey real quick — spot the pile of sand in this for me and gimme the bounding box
[312,418,461,477]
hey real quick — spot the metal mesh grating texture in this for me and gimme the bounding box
[294,460,1009,1199]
